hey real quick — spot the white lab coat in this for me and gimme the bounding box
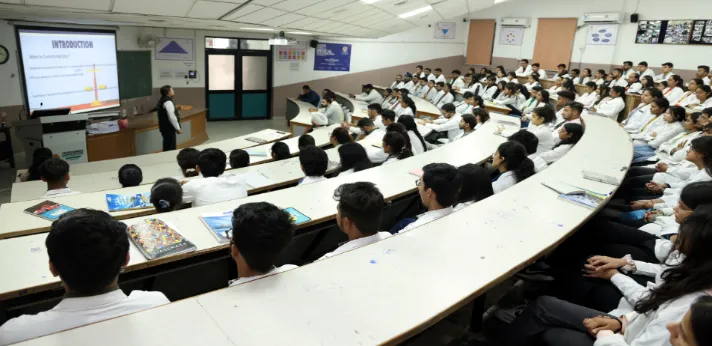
[408,130,426,155]
[622,68,636,79]
[593,97,625,120]
[319,232,392,260]
[527,123,555,153]
[639,68,656,79]
[636,121,685,148]
[673,91,697,107]
[655,71,675,82]
[381,96,398,108]
[451,77,465,89]
[520,98,541,114]
[402,80,414,90]
[576,92,598,108]
[529,153,548,172]
[538,144,573,164]
[623,104,652,133]
[581,77,591,85]
[390,81,404,89]
[627,82,643,94]
[515,65,533,77]
[663,87,684,104]
[415,85,429,98]
[311,101,345,126]
[492,170,517,194]
[494,94,517,107]
[506,77,520,84]
[461,83,483,97]
[523,82,541,91]
[400,207,454,233]
[435,74,447,84]
[182,175,248,207]
[436,93,455,108]
[534,69,548,80]
[398,106,415,118]
[356,89,384,104]
[425,113,463,142]
[456,102,475,115]
[482,85,498,101]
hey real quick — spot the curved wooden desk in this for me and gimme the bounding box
[8,115,633,346]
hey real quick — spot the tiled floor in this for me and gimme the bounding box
[0,118,291,205]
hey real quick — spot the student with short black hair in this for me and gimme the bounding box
[297,85,320,107]
[320,182,391,259]
[637,60,656,79]
[515,59,533,77]
[0,209,170,344]
[455,113,477,140]
[177,148,200,177]
[19,147,53,182]
[434,83,455,108]
[381,88,399,109]
[656,62,675,82]
[553,90,578,124]
[298,145,328,185]
[527,106,556,153]
[298,134,315,151]
[118,164,143,188]
[309,92,344,126]
[181,148,248,207]
[229,149,250,169]
[40,158,78,198]
[381,110,396,126]
[454,164,494,211]
[482,75,499,101]
[509,130,548,172]
[696,65,711,85]
[150,178,183,213]
[531,63,547,80]
[330,127,353,148]
[400,163,462,233]
[492,141,536,194]
[424,103,463,143]
[271,142,291,161]
[356,117,386,142]
[553,63,570,80]
[338,143,372,176]
[228,202,296,286]
[350,84,383,104]
[450,69,465,89]
[432,68,447,84]
[456,91,478,115]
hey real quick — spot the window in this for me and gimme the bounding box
[205,37,238,49]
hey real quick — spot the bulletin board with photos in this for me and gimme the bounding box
[635,19,712,45]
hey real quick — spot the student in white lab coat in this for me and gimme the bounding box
[609,68,626,88]
[397,96,417,118]
[531,63,547,80]
[494,82,519,109]
[329,127,354,149]
[515,59,534,77]
[458,74,483,96]
[523,73,541,91]
[621,60,635,78]
[625,72,643,94]
[640,75,655,91]
[380,88,399,109]
[637,60,657,79]
[454,164,494,211]
[414,78,429,98]
[576,82,599,108]
[580,68,593,85]
[434,82,455,108]
[693,85,712,110]
[350,84,383,105]
[423,80,438,102]
[0,209,170,345]
[521,86,546,116]
[432,68,448,84]
[182,148,248,207]
[591,85,626,121]
[526,105,557,153]
[397,115,428,155]
[423,103,463,143]
[495,68,507,83]
[592,69,607,86]
[482,75,499,101]
[552,64,570,80]
[507,130,548,172]
[343,103,386,136]
[473,108,491,130]
[655,62,675,82]
[389,74,405,90]
[548,77,564,94]
[569,69,582,84]
[632,106,687,162]
[415,65,425,79]
[622,88,663,133]
[663,75,685,104]
[319,182,390,259]
[506,71,520,84]
[674,78,703,107]
[380,131,413,165]
[450,69,465,90]
[538,123,584,164]
[408,76,421,95]
[402,73,415,90]
[38,158,80,199]
[337,143,372,176]
[399,163,461,233]
[309,92,344,126]
[696,65,711,85]
[297,145,328,185]
[491,140,536,194]
[454,113,477,141]
[632,98,671,142]
[552,98,583,144]
[226,202,297,287]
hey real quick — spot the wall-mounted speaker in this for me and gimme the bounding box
[309,40,319,48]
[630,13,639,23]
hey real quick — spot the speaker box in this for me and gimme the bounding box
[309,40,319,48]
[630,13,639,23]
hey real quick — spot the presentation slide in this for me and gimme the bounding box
[18,28,121,113]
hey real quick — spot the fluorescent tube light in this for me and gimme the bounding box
[398,5,432,19]
[239,27,274,31]
[361,0,381,4]
[286,31,312,35]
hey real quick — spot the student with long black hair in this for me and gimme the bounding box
[482,75,499,101]
[381,132,413,165]
[397,96,417,117]
[492,80,508,101]
[337,143,372,176]
[664,75,685,104]
[491,141,536,194]
[591,85,626,121]
[538,123,584,164]
[19,147,54,182]
[577,82,599,108]
[397,115,427,155]
[454,164,493,211]
[493,211,712,346]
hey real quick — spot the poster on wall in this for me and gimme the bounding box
[690,20,712,44]
[635,19,712,45]
[663,20,693,44]
[499,27,524,46]
[314,43,351,71]
[636,20,663,44]
[586,24,619,45]
[277,41,307,61]
[434,22,456,39]
[155,37,194,61]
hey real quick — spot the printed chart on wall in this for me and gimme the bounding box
[277,41,307,61]
[586,24,619,45]
[314,43,351,71]
[636,19,712,45]
[434,22,456,39]
[499,27,524,46]
[156,37,194,61]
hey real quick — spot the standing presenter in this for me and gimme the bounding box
[157,85,182,151]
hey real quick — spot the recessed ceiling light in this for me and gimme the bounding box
[494,0,511,3]
[398,5,432,19]
[239,27,274,31]
[361,0,381,4]
[286,31,312,35]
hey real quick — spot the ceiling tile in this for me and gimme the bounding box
[113,0,196,16]
[301,19,336,31]
[283,16,321,29]
[328,2,373,21]
[315,21,344,33]
[261,13,306,27]
[296,0,353,16]
[340,8,380,23]
[250,0,283,5]
[187,1,240,19]
[223,3,264,20]
[433,0,468,15]
[233,7,287,23]
[26,0,112,11]
[270,0,321,12]
[468,0,495,11]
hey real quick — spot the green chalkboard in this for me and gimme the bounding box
[117,51,152,100]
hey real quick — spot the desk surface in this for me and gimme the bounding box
[13,114,632,346]
[0,114,518,300]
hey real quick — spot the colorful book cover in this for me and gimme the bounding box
[105,192,151,212]
[24,200,74,221]
[285,207,310,225]
[199,211,232,243]
[127,218,197,260]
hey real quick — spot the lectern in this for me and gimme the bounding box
[14,113,90,165]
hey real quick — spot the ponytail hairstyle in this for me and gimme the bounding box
[556,123,584,148]
[518,83,531,100]
[474,95,485,108]
[634,211,712,314]
[669,105,688,123]
[595,84,611,105]
[641,75,654,88]
[385,123,412,152]
[382,132,413,160]
[690,78,705,91]
[538,89,551,106]
[338,143,373,173]
[583,68,592,77]
[669,75,684,88]
[495,141,535,183]
[150,178,183,213]
[689,136,712,176]
[473,108,490,124]
[397,115,428,152]
[401,96,417,115]
[493,81,507,99]
[457,164,494,204]
[529,73,540,83]
[611,85,626,98]
[562,78,576,92]
[596,69,607,80]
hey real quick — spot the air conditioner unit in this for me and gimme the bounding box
[500,17,530,27]
[582,12,623,23]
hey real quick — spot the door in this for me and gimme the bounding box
[204,38,272,121]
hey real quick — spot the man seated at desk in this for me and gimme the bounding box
[349,84,383,105]
[309,92,345,126]
[297,85,320,108]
